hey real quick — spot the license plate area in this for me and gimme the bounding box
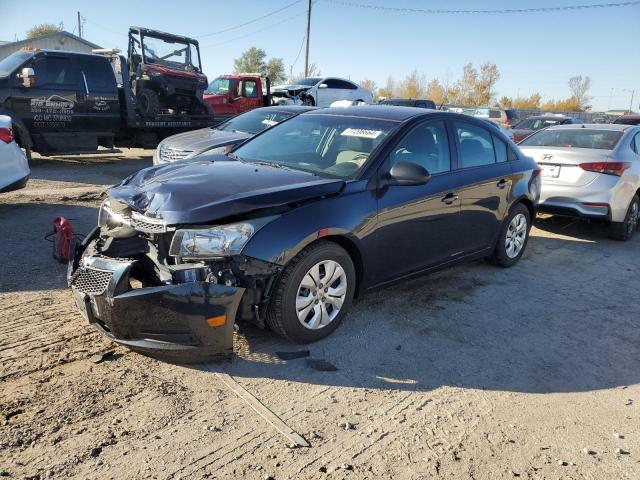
[540,164,561,178]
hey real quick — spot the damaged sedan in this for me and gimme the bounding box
[69,106,540,360]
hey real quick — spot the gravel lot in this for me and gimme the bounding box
[1,150,639,479]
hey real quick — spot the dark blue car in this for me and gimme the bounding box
[69,106,540,360]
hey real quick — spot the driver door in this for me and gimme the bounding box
[372,119,464,283]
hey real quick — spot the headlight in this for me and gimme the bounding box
[169,216,277,258]
[98,199,135,237]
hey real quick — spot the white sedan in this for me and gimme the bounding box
[271,77,373,107]
[0,115,29,193]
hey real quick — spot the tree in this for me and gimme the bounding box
[542,96,581,112]
[359,79,378,99]
[425,79,446,104]
[289,63,321,83]
[233,47,285,84]
[475,62,500,106]
[377,76,396,99]
[233,47,267,74]
[265,58,286,85]
[26,23,62,39]
[397,69,426,98]
[498,96,513,108]
[568,75,592,110]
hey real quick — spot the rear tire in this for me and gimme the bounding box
[137,88,161,117]
[488,203,531,268]
[265,241,355,343]
[610,195,639,241]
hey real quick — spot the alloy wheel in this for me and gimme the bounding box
[296,260,347,330]
[505,213,527,259]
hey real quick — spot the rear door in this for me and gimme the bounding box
[450,120,514,254]
[76,55,120,133]
[10,54,85,132]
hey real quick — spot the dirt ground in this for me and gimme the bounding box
[1,150,639,480]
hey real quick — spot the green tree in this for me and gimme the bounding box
[265,58,286,85]
[26,23,62,39]
[233,47,267,74]
[233,47,285,84]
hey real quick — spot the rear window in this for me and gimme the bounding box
[520,129,624,150]
[78,56,117,93]
[218,109,295,135]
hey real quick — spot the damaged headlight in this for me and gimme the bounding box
[169,216,277,259]
[98,199,135,237]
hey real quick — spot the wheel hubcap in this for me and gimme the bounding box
[505,213,527,259]
[296,260,347,330]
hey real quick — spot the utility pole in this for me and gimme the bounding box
[77,11,82,38]
[304,0,312,77]
[623,89,636,114]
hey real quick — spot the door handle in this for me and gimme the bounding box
[497,178,508,189]
[441,192,459,205]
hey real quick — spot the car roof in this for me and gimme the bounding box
[259,105,318,114]
[302,105,433,121]
[545,123,632,131]
[617,115,640,120]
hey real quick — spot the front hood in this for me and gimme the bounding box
[162,128,250,153]
[108,157,345,225]
[272,84,312,93]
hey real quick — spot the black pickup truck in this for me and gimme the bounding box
[0,46,213,158]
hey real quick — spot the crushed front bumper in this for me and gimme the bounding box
[68,229,244,360]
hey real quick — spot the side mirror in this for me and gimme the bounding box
[387,162,430,186]
[318,83,328,89]
[18,67,35,88]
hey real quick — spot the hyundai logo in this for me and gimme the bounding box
[542,154,553,161]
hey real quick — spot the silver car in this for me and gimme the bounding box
[519,124,640,240]
[154,106,315,165]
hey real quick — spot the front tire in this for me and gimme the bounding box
[489,203,531,267]
[137,88,161,117]
[265,241,355,343]
[610,194,639,241]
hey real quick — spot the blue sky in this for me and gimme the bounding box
[2,0,639,111]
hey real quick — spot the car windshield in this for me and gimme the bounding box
[142,35,201,72]
[232,114,397,179]
[294,77,322,86]
[520,129,624,150]
[0,51,32,77]
[217,109,296,135]
[206,77,237,95]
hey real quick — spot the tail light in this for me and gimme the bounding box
[0,127,13,144]
[579,162,631,176]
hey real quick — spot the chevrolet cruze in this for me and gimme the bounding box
[69,107,540,360]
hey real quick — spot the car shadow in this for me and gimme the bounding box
[192,223,640,395]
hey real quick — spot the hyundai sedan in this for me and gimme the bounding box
[69,107,539,360]
[519,124,640,240]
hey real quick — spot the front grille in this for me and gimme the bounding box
[131,212,167,233]
[159,144,193,163]
[70,267,113,295]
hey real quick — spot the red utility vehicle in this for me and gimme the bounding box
[203,74,271,124]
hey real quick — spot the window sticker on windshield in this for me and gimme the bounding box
[341,128,382,139]
[261,119,278,126]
